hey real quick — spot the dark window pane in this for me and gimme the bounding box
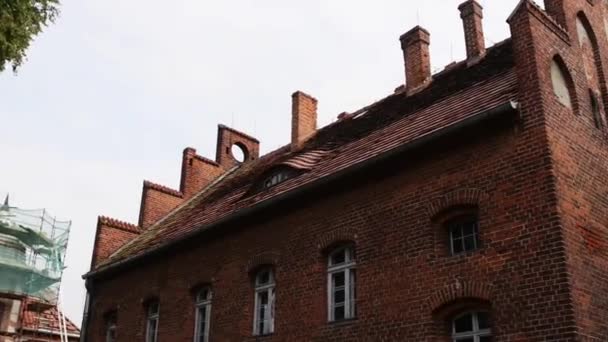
[450,225,463,239]
[477,312,490,330]
[334,289,345,303]
[334,306,345,321]
[259,271,270,285]
[259,292,268,305]
[452,238,464,254]
[198,307,207,336]
[454,338,474,342]
[331,250,346,265]
[454,313,473,333]
[333,272,345,287]
[479,336,493,342]
[463,235,477,251]
[462,222,476,236]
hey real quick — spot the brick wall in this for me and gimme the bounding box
[84,0,608,340]
[90,217,141,269]
[138,182,184,230]
[85,114,574,341]
[532,0,608,340]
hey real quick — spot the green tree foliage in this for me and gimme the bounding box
[0,0,59,72]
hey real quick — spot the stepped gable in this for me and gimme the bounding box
[92,39,518,272]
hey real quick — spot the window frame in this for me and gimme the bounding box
[104,312,117,342]
[451,311,491,342]
[447,215,480,256]
[145,301,160,342]
[589,89,604,129]
[253,268,275,336]
[193,288,212,342]
[327,246,356,322]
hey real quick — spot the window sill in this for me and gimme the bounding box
[328,318,358,327]
[252,333,274,339]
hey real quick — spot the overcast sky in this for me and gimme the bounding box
[0,0,526,325]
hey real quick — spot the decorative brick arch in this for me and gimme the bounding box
[315,227,358,252]
[245,251,280,273]
[428,279,494,313]
[425,188,488,220]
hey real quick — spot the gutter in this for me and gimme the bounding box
[84,100,519,280]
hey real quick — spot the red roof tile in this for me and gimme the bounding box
[21,299,80,336]
[91,39,518,273]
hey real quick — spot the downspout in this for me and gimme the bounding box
[79,279,92,342]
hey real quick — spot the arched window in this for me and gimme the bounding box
[327,246,356,322]
[451,311,491,342]
[551,57,574,109]
[145,301,159,342]
[253,268,275,335]
[194,288,212,342]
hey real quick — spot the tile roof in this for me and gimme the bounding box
[91,39,518,274]
[21,299,80,336]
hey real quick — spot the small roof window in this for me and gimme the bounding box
[264,171,291,189]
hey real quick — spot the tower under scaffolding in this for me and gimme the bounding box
[0,196,79,342]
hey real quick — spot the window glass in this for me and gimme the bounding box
[146,302,159,342]
[449,218,479,255]
[452,312,491,342]
[454,313,473,333]
[328,246,356,322]
[253,269,275,335]
[105,314,116,342]
[194,288,212,342]
[477,312,490,330]
[264,172,290,189]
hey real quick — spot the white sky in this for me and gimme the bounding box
[0,0,525,326]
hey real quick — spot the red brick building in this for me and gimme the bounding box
[82,0,608,340]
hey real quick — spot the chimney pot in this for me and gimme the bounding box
[459,0,486,61]
[399,26,432,94]
[291,91,318,149]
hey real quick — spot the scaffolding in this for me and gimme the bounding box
[0,195,72,341]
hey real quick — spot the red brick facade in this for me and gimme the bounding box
[83,0,608,341]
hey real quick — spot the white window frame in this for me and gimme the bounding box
[105,317,116,342]
[253,268,275,336]
[194,288,212,342]
[327,246,356,322]
[145,302,159,342]
[451,311,491,342]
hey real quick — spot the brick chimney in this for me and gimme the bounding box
[291,91,318,149]
[400,26,432,94]
[459,0,485,61]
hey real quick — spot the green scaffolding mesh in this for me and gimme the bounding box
[0,197,71,305]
